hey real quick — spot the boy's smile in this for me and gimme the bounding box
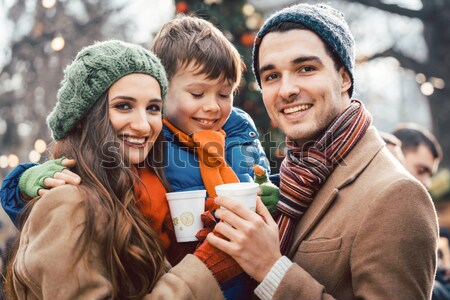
[164,62,235,135]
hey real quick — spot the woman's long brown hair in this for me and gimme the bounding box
[6,92,169,300]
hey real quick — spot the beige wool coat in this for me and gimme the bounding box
[11,185,224,300]
[273,127,439,300]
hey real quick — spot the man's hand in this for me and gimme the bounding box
[207,196,282,282]
[19,158,81,199]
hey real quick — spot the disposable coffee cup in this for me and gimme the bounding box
[215,182,259,211]
[166,190,206,242]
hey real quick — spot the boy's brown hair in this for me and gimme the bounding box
[151,15,244,88]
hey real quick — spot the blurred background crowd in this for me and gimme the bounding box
[1,0,450,298]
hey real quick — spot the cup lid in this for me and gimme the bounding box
[166,189,206,201]
[215,182,259,195]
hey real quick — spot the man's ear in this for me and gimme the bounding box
[339,67,352,94]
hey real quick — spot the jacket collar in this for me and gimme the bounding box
[287,126,384,257]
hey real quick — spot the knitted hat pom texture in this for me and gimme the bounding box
[48,40,168,140]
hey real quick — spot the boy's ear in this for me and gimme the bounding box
[339,67,352,93]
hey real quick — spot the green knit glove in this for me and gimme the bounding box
[19,158,66,198]
[260,183,279,213]
[253,165,279,213]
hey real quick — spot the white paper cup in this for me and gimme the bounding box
[166,190,206,242]
[215,182,259,211]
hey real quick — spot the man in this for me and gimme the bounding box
[393,123,442,190]
[208,3,438,299]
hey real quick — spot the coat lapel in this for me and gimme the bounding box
[287,127,385,257]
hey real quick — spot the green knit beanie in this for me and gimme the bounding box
[48,40,168,140]
[252,3,355,97]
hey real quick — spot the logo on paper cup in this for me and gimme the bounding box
[180,212,194,226]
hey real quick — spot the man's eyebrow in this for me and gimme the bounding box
[292,56,323,65]
[259,64,275,75]
[259,56,324,75]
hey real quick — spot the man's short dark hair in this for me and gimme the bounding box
[392,124,442,161]
[379,131,402,147]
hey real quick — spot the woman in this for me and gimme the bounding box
[5,40,223,300]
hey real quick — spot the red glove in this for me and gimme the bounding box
[194,196,243,283]
[194,236,243,284]
[196,197,220,241]
[205,196,219,212]
[196,210,216,241]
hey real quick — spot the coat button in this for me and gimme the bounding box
[249,131,256,137]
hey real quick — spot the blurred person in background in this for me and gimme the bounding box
[393,123,442,190]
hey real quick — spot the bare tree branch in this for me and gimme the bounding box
[361,47,444,79]
[348,0,430,19]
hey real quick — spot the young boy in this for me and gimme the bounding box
[1,16,277,300]
[152,16,276,299]
[152,15,269,195]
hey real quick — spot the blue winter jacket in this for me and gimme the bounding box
[164,107,269,194]
[1,162,37,225]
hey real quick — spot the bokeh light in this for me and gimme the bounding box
[415,73,426,84]
[51,36,65,52]
[242,4,255,16]
[420,82,434,96]
[430,77,445,89]
[34,139,47,154]
[18,123,32,137]
[245,14,261,30]
[8,154,19,168]
[29,150,41,163]
[42,0,56,9]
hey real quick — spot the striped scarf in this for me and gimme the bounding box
[277,100,372,255]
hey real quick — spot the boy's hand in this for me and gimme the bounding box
[194,237,243,284]
[196,210,217,241]
[19,158,80,199]
[258,184,279,213]
[253,165,279,213]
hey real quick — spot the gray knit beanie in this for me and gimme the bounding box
[48,40,168,140]
[252,3,355,97]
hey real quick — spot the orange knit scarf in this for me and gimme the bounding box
[135,167,174,249]
[163,118,239,198]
